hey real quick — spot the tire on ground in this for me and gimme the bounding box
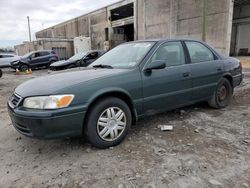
[19,64,29,72]
[208,78,233,109]
[84,97,132,149]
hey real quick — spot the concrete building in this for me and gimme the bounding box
[15,38,73,59]
[15,0,250,58]
[231,0,250,55]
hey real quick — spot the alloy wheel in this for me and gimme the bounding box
[97,107,126,141]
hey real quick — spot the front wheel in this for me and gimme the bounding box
[208,78,233,109]
[85,97,132,149]
[19,64,29,72]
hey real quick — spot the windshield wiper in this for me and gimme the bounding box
[93,64,113,69]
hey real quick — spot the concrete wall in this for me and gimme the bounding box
[15,42,36,56]
[34,0,233,55]
[89,9,108,49]
[36,9,107,50]
[137,0,233,55]
[15,39,73,59]
[137,0,171,39]
[36,16,90,39]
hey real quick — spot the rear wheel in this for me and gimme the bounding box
[19,64,29,72]
[84,97,132,149]
[208,78,233,109]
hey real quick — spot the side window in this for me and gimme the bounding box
[185,42,215,63]
[30,53,36,58]
[2,55,13,58]
[39,51,49,56]
[150,42,185,67]
[87,52,98,60]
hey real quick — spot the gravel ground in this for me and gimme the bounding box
[237,56,250,68]
[0,68,250,188]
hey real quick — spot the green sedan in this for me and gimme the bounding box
[8,39,243,148]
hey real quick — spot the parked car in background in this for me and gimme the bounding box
[8,39,243,148]
[10,50,58,71]
[0,54,21,68]
[49,50,106,71]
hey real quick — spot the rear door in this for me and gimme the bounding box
[184,41,224,101]
[38,51,50,65]
[142,41,192,115]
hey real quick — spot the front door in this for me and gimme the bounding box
[142,41,192,115]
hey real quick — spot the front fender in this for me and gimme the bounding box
[87,87,133,105]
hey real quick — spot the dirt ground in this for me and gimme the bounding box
[238,56,250,68]
[0,68,250,188]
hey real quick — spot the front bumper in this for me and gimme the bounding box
[233,73,244,87]
[8,103,87,139]
[10,62,19,69]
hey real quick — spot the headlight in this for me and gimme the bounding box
[12,61,19,65]
[23,95,74,109]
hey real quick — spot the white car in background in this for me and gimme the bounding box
[0,54,21,68]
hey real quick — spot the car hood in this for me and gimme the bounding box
[19,57,29,63]
[50,59,75,67]
[15,68,128,97]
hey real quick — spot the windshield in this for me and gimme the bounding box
[69,52,87,61]
[22,52,34,58]
[91,42,154,68]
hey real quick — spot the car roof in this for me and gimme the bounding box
[86,50,106,53]
[0,53,15,56]
[126,38,206,44]
[30,50,53,53]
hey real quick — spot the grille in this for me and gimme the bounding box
[9,93,22,108]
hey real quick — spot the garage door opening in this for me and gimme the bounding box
[111,24,134,47]
[109,2,135,48]
[230,0,250,56]
[110,3,134,21]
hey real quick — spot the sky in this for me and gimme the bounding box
[0,0,121,48]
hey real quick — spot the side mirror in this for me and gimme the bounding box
[144,60,166,72]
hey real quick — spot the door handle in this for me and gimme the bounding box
[216,67,222,72]
[182,72,190,77]
[217,68,222,72]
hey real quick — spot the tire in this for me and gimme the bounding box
[0,69,2,78]
[19,64,29,72]
[208,78,233,109]
[85,97,132,149]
